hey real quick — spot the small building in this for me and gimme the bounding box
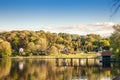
[101,51,112,71]
[101,51,112,62]
[19,48,24,55]
[19,48,24,53]
[97,47,103,53]
[64,47,68,54]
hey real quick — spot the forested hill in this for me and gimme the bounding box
[0,30,110,57]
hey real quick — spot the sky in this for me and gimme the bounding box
[0,0,120,37]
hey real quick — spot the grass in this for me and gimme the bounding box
[10,52,101,59]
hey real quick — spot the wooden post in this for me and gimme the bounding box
[86,58,88,66]
[79,58,81,66]
[70,58,73,66]
[56,58,59,66]
[94,58,96,65]
[62,58,66,66]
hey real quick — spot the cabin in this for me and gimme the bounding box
[39,50,46,55]
[101,51,112,62]
[19,48,24,55]
[101,51,112,71]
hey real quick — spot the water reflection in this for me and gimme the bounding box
[0,58,120,80]
[0,59,11,79]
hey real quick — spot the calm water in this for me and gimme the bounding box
[0,58,120,80]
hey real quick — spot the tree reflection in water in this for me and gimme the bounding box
[0,59,120,80]
[0,59,11,79]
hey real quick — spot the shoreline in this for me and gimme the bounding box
[9,53,101,59]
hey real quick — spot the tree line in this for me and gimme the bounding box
[0,29,112,58]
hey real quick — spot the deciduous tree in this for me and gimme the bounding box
[0,39,12,57]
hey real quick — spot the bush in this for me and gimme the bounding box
[84,50,88,53]
[12,52,18,56]
[21,52,26,56]
[25,52,33,56]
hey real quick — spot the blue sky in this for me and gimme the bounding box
[0,0,120,36]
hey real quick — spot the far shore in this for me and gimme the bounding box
[9,53,101,59]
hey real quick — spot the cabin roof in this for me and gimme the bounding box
[101,51,112,56]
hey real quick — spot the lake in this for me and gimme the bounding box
[0,58,120,80]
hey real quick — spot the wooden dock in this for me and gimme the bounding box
[55,58,100,67]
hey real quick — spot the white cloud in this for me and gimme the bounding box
[86,22,116,36]
[88,22,115,27]
[0,27,10,32]
[0,22,116,37]
[40,22,116,37]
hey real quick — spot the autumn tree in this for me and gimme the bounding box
[48,46,58,55]
[26,42,35,55]
[0,39,12,58]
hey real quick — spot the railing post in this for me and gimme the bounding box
[71,58,73,66]
[86,58,88,66]
[94,58,96,65]
[79,58,81,66]
[56,58,59,66]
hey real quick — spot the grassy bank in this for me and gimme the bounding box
[11,52,101,59]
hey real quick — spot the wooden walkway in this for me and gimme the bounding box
[55,58,100,67]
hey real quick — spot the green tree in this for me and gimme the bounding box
[100,39,110,50]
[26,42,35,54]
[110,25,120,58]
[0,39,12,58]
[48,46,58,55]
[35,38,47,51]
